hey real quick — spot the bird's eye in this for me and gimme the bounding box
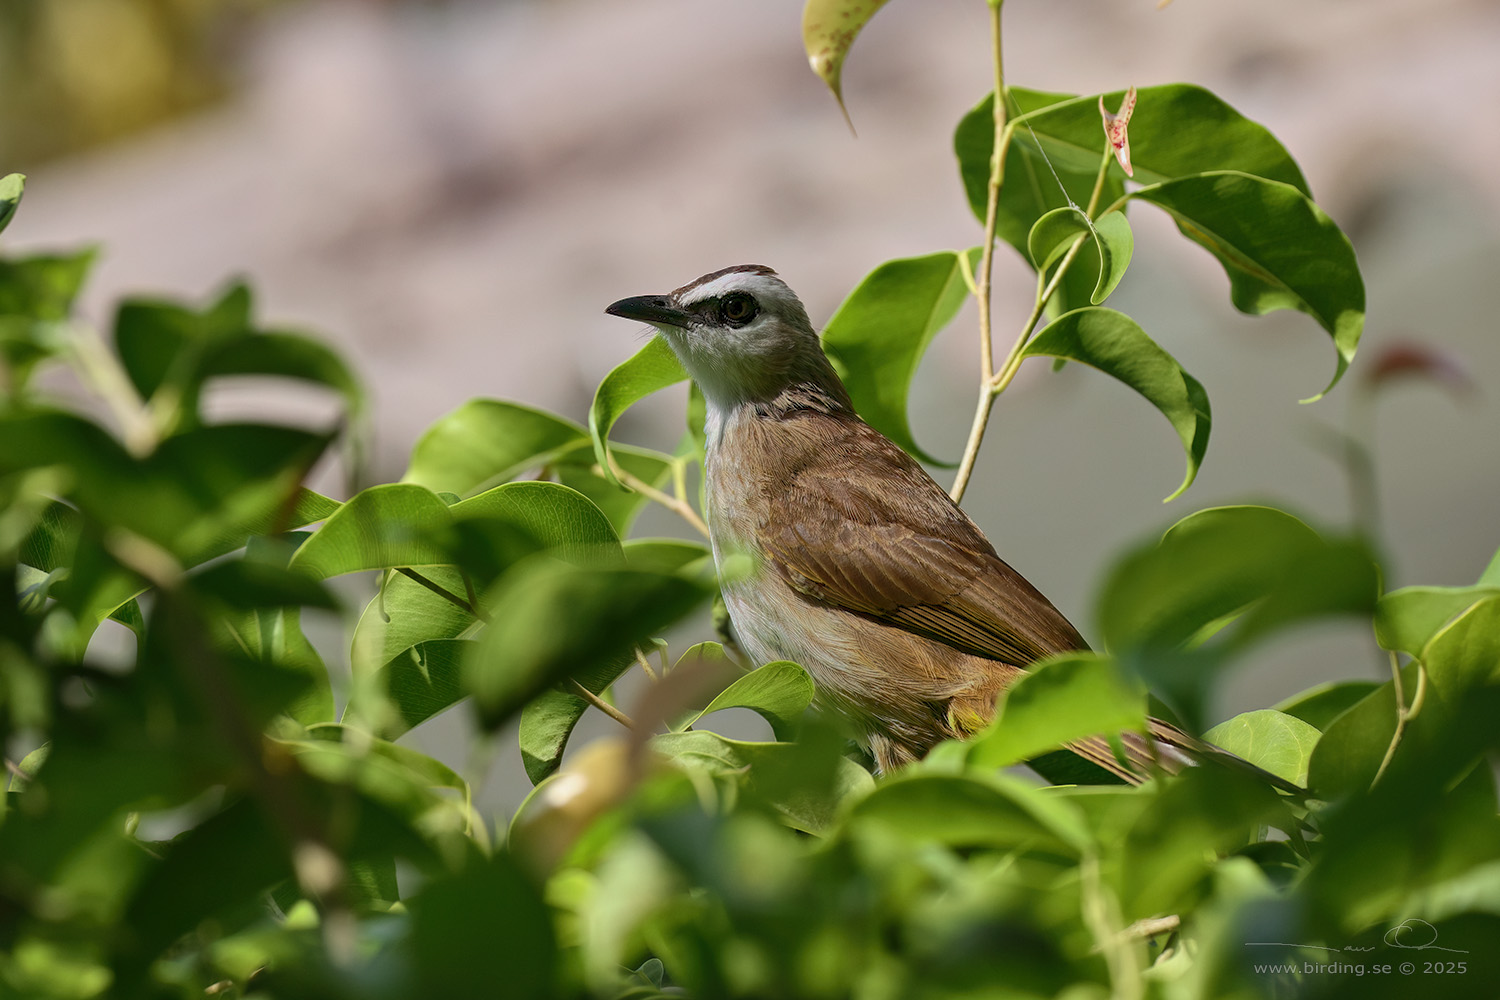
[720,293,758,326]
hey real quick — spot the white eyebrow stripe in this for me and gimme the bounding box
[678,272,781,306]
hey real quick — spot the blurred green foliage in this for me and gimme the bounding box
[0,2,1496,997]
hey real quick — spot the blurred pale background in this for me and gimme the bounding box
[7,0,1499,815]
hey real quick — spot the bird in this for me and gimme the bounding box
[604,264,1223,783]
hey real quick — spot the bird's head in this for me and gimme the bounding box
[605,265,847,412]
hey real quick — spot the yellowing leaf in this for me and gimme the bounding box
[802,0,892,123]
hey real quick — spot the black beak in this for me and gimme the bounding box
[604,294,690,328]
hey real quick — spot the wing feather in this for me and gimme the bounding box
[759,419,1086,665]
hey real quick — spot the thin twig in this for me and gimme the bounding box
[671,458,691,509]
[395,567,488,622]
[570,679,634,729]
[1372,652,1425,788]
[634,646,659,682]
[1080,851,1143,1000]
[989,145,1117,397]
[1122,915,1181,941]
[65,322,158,456]
[990,237,1086,395]
[601,463,710,539]
[975,6,1009,384]
[949,1,1010,506]
[950,389,999,508]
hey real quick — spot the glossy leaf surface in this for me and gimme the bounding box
[821,250,972,464]
[1020,307,1209,500]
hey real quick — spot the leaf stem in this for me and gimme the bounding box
[634,645,659,682]
[1122,915,1181,941]
[570,679,634,729]
[1372,652,1425,788]
[1084,143,1115,217]
[988,146,1119,398]
[1080,851,1143,1000]
[949,1,1010,505]
[65,321,157,456]
[602,462,710,539]
[671,458,690,509]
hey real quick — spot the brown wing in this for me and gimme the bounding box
[759,418,1086,665]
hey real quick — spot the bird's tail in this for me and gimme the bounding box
[1032,718,1302,794]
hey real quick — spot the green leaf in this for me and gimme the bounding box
[650,730,874,835]
[958,84,1312,315]
[1129,171,1363,399]
[518,687,591,785]
[450,480,620,565]
[368,638,470,739]
[152,425,335,565]
[1027,208,1133,305]
[349,483,623,723]
[288,483,452,579]
[407,853,558,999]
[622,538,713,575]
[404,399,586,497]
[111,286,366,445]
[957,89,1126,312]
[197,327,365,418]
[465,563,709,729]
[8,743,49,793]
[801,0,891,119]
[1478,545,1500,586]
[556,442,676,537]
[0,173,23,234]
[113,799,295,988]
[1305,666,1411,799]
[1006,84,1310,194]
[1423,596,1500,693]
[0,413,331,566]
[955,83,1309,229]
[294,724,475,821]
[406,400,677,535]
[1101,506,1346,651]
[589,335,687,487]
[957,88,1079,223]
[1119,767,1287,921]
[1304,701,1500,936]
[967,653,1146,769]
[1098,505,1378,730]
[0,250,98,384]
[675,660,815,741]
[1272,680,1380,731]
[821,250,973,464]
[191,557,339,613]
[1231,538,1381,650]
[205,547,339,726]
[354,481,619,639]
[349,566,475,677]
[846,772,1088,854]
[1374,585,1500,658]
[113,286,250,403]
[516,645,643,789]
[18,499,80,573]
[1202,710,1321,787]
[0,250,95,322]
[1020,307,1210,500]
